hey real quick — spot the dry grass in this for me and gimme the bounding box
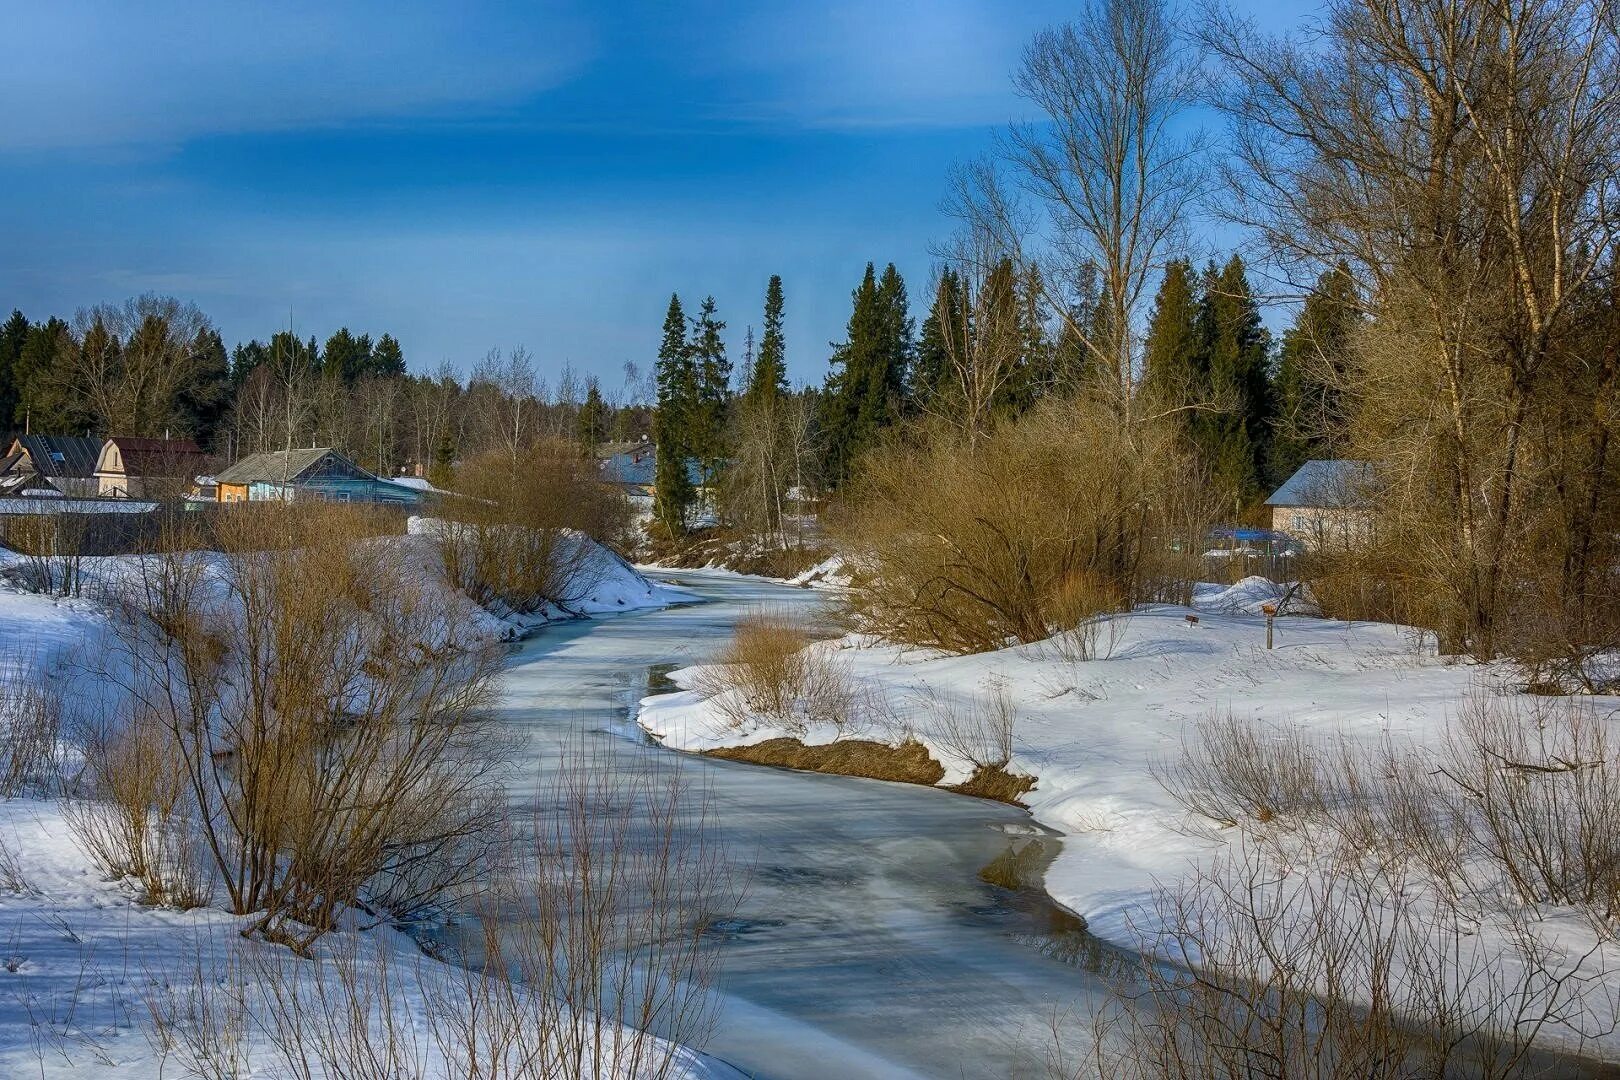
[0,663,65,798]
[1153,712,1327,830]
[692,609,855,736]
[705,737,947,787]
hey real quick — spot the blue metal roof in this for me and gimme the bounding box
[1265,460,1373,508]
[600,449,702,488]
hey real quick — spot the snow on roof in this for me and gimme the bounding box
[1265,459,1374,508]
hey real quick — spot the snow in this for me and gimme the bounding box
[0,520,713,1077]
[0,800,739,1079]
[637,580,1620,1056]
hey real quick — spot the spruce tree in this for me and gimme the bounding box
[1195,255,1273,498]
[688,296,731,491]
[1141,259,1203,407]
[371,333,406,378]
[0,310,28,435]
[747,275,789,408]
[652,294,696,534]
[181,327,231,447]
[13,317,77,433]
[909,268,961,411]
[1270,262,1360,484]
[323,328,366,383]
[577,376,609,453]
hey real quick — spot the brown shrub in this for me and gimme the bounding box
[438,442,632,614]
[834,397,1222,654]
[692,609,854,735]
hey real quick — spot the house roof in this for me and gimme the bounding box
[10,436,102,479]
[1265,459,1374,508]
[99,437,208,479]
[215,447,373,486]
[600,447,702,488]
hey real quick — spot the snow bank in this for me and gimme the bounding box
[0,800,739,1079]
[637,582,1620,1053]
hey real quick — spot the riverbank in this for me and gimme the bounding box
[0,527,719,1078]
[636,575,1620,1062]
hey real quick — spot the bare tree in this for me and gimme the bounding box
[954,0,1206,426]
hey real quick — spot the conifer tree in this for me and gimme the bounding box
[370,333,406,378]
[909,268,962,411]
[821,263,912,485]
[13,317,77,433]
[747,275,788,408]
[0,310,28,434]
[577,376,609,453]
[1270,262,1360,483]
[181,327,231,447]
[1141,259,1203,408]
[1195,255,1273,498]
[653,294,696,534]
[688,296,730,491]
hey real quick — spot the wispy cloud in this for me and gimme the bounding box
[0,0,594,152]
[703,0,1071,130]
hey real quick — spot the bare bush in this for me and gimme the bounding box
[109,502,507,950]
[0,514,88,598]
[1154,712,1326,830]
[0,663,64,797]
[836,397,1221,654]
[692,609,853,736]
[1044,570,1130,663]
[64,708,210,908]
[915,684,1019,771]
[0,834,28,893]
[1083,836,1613,1080]
[439,443,632,616]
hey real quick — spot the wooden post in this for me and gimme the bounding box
[1262,602,1277,649]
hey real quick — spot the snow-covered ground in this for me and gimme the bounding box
[0,522,710,1078]
[637,576,1620,1056]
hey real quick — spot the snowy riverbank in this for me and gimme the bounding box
[637,576,1620,1057]
[0,524,715,1078]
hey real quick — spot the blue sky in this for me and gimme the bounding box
[0,0,1311,391]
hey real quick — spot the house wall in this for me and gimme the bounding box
[1272,505,1374,549]
[218,483,250,503]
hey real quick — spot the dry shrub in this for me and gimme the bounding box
[693,609,854,736]
[142,940,253,1080]
[0,513,88,598]
[0,834,28,893]
[1083,837,1611,1080]
[914,684,1020,771]
[110,501,507,950]
[1044,569,1130,663]
[439,442,632,616]
[1154,712,1327,830]
[836,396,1221,654]
[64,709,211,908]
[507,749,735,1080]
[0,663,64,797]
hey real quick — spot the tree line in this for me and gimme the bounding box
[0,296,656,481]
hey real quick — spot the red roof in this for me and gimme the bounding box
[100,436,208,477]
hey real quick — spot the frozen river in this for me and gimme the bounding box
[473,568,1129,1080]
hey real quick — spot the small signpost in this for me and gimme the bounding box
[1262,602,1277,649]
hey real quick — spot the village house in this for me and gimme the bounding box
[1265,459,1375,548]
[213,447,423,506]
[93,436,210,500]
[0,435,102,498]
[599,442,704,499]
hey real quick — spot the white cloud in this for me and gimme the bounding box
[713,0,1070,129]
[0,0,593,151]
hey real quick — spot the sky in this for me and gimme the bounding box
[0,0,1314,393]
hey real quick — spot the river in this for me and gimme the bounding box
[470,568,1128,1080]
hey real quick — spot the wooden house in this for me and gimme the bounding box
[0,435,102,498]
[94,437,209,500]
[213,447,422,506]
